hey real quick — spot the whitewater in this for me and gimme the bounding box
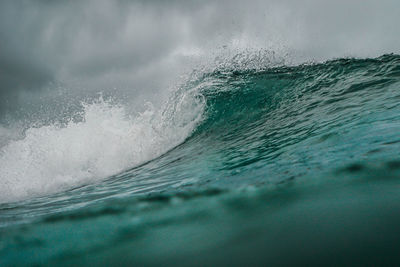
[0,87,205,203]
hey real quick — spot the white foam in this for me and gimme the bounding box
[0,91,204,203]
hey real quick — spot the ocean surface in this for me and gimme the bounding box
[1,54,400,265]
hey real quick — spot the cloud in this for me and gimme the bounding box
[0,0,399,118]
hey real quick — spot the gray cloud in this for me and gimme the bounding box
[0,0,399,119]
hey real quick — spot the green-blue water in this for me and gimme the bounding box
[1,54,400,266]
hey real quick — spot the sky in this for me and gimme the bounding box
[0,0,399,120]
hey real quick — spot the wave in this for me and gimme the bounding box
[0,54,399,204]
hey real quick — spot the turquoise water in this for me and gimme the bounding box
[1,54,400,265]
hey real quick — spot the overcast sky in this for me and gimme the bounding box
[1,0,399,119]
